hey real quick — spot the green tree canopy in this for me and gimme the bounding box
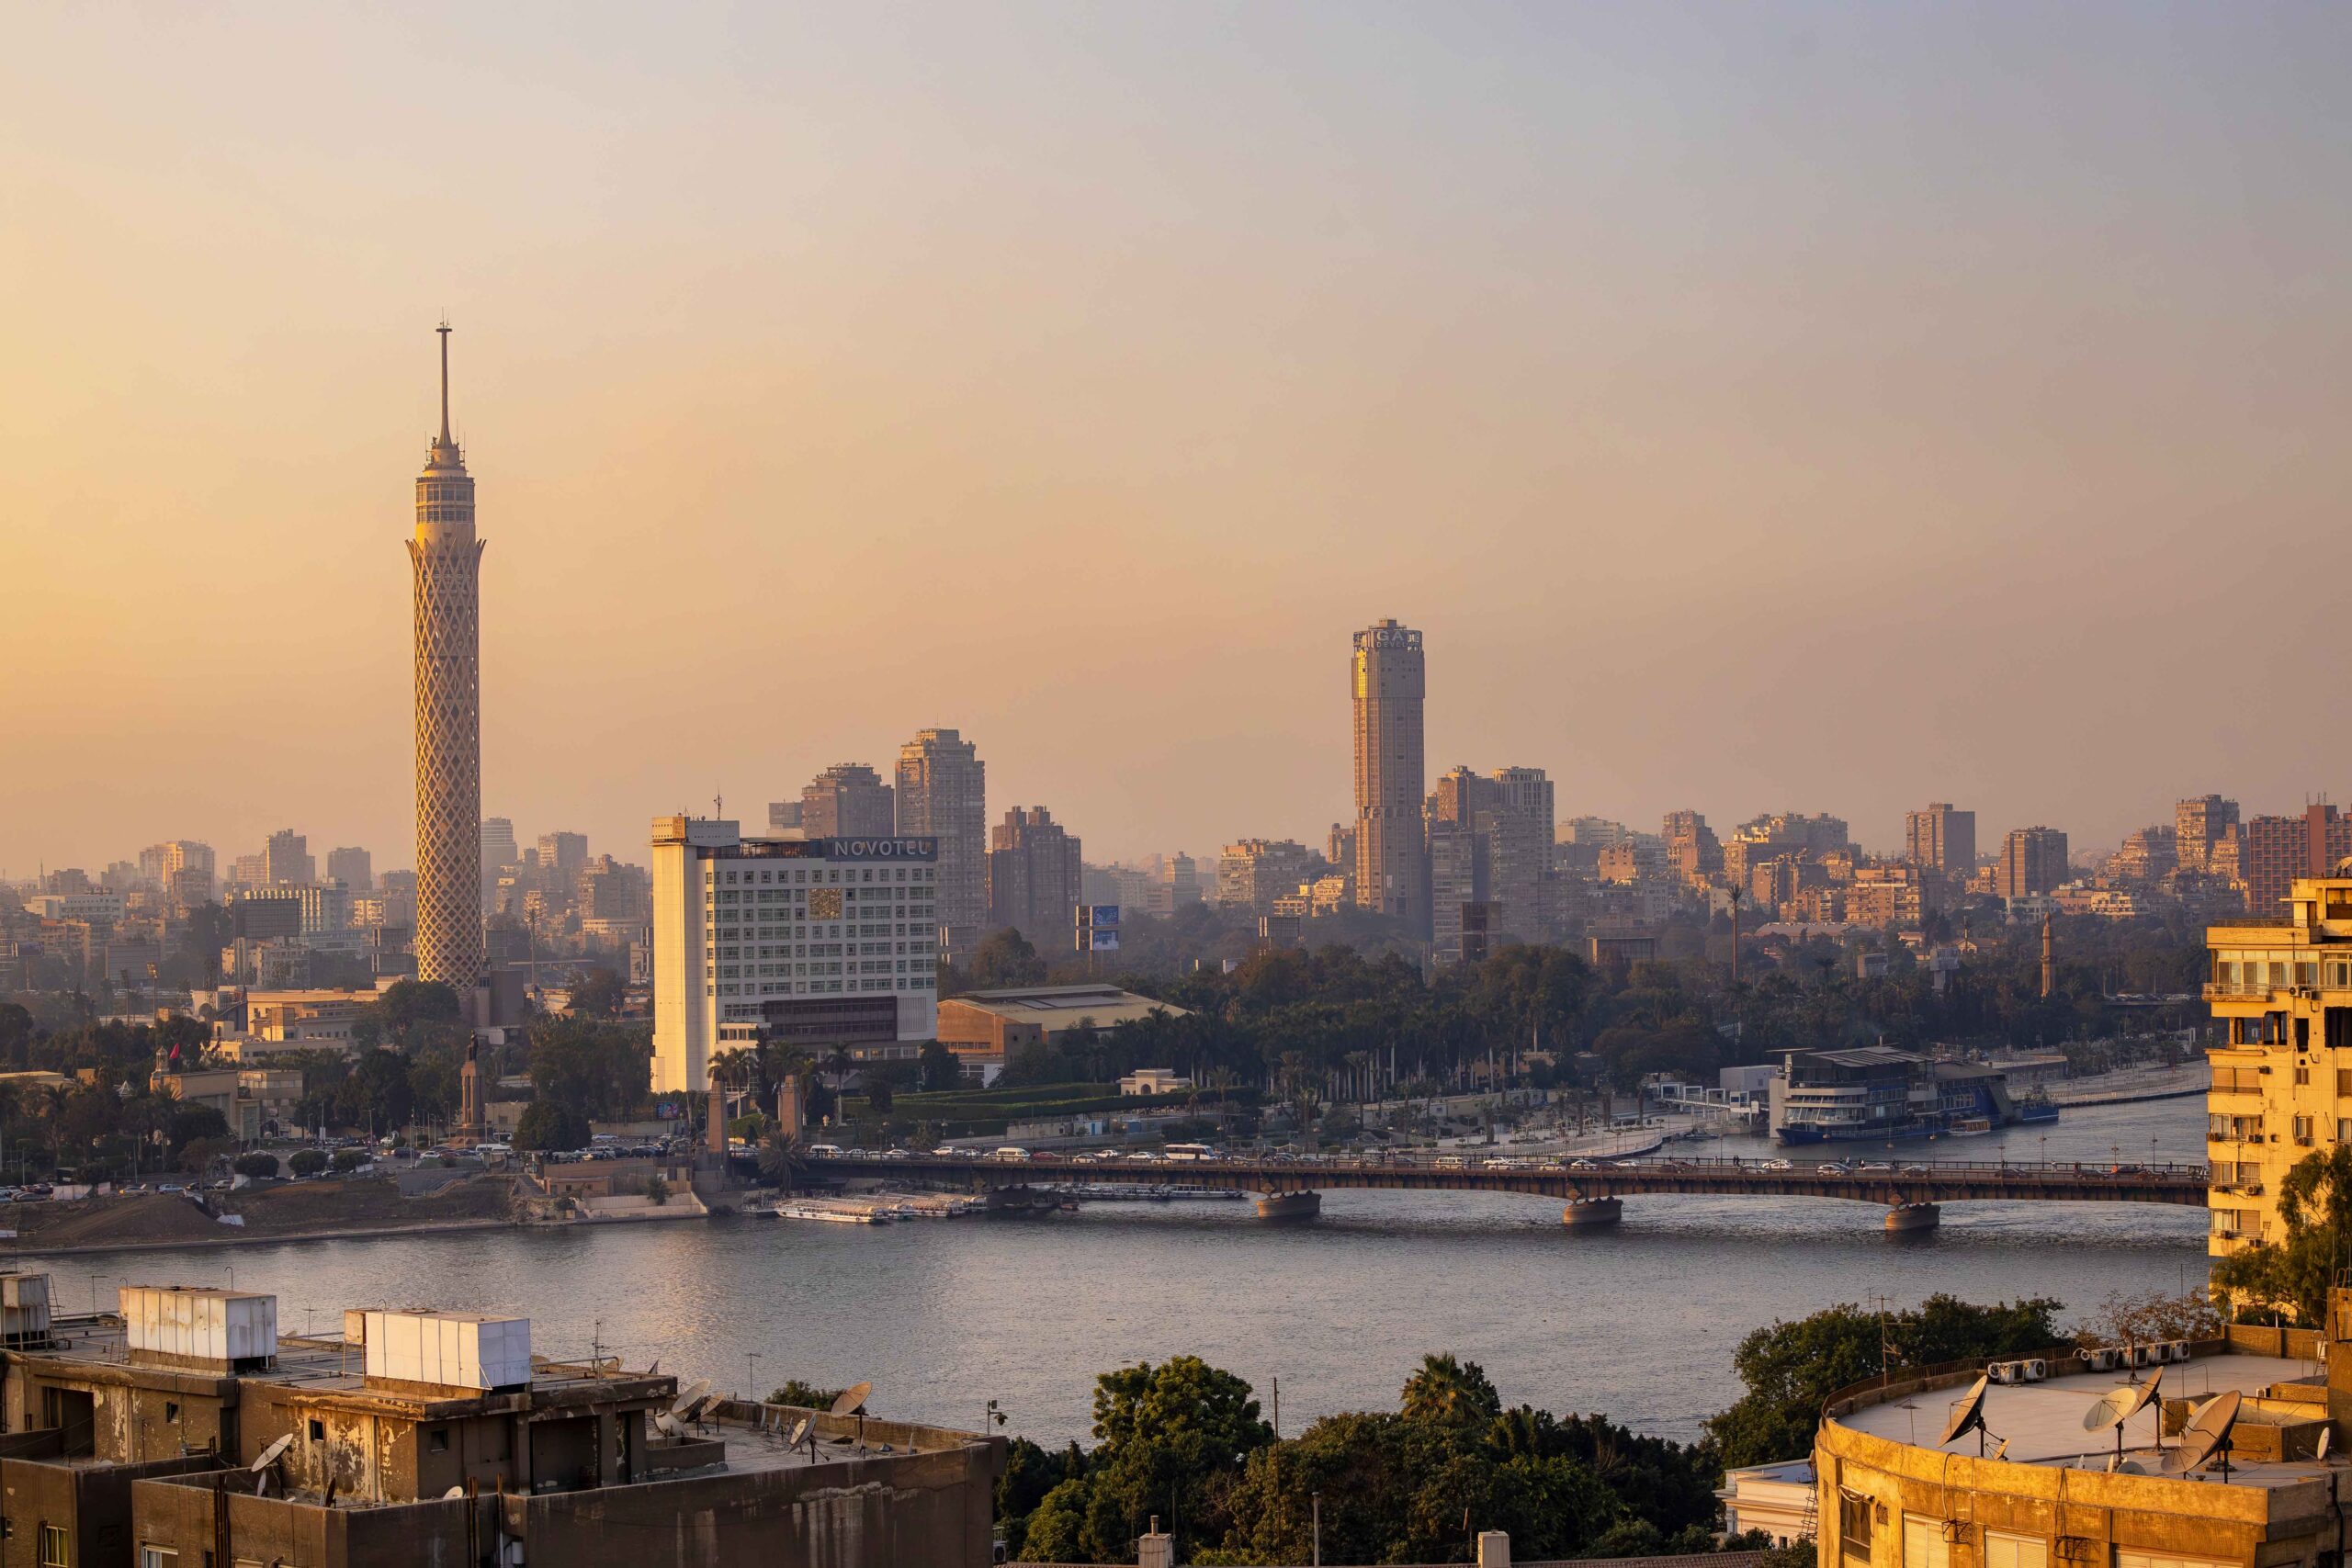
[514,1099,592,1152]
[1707,1294,2064,1467]
[2211,1145,2352,1325]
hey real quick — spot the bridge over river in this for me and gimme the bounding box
[797,1152,2210,1234]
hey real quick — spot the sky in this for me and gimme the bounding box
[3,2,2347,877]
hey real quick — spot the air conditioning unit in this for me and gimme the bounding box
[1990,1361,2028,1385]
[2023,1359,2049,1382]
[2130,1345,2157,1368]
[2084,1348,2120,1372]
[2164,1339,2190,1363]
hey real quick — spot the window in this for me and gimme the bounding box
[1984,1533,2045,1568]
[2115,1552,2232,1568]
[2295,1065,2311,1085]
[1838,1492,1873,1562]
[308,1418,325,1441]
[428,1427,448,1453]
[141,1550,178,1568]
[40,1524,68,1568]
[164,1400,180,1422]
[1902,1515,1951,1568]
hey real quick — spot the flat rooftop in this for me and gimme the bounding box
[1842,1352,2327,1487]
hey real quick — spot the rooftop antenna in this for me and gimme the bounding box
[436,318,453,446]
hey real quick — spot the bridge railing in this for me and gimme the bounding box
[810,1152,2208,1182]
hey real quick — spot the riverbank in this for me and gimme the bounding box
[3,1173,519,1257]
[2048,1059,2209,1108]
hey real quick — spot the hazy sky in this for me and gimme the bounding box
[4,3,2347,877]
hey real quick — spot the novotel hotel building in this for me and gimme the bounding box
[650,815,941,1093]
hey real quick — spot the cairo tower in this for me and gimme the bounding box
[409,325,485,987]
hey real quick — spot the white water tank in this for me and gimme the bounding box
[362,1310,532,1392]
[119,1285,277,1367]
[0,1272,52,1344]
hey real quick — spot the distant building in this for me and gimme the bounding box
[800,763,895,840]
[537,831,589,880]
[263,829,314,886]
[1903,803,1975,879]
[987,807,1081,938]
[1724,813,1852,883]
[325,845,373,894]
[2105,825,2177,885]
[896,728,987,957]
[1662,809,1721,884]
[139,840,214,899]
[936,982,1187,1082]
[649,816,940,1094]
[766,799,804,833]
[2242,803,2352,918]
[1351,618,1428,934]
[1216,840,1318,913]
[2175,793,2241,874]
[1996,826,2070,898]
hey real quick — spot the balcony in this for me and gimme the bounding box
[2203,982,2275,1000]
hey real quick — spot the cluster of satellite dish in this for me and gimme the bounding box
[1940,1362,2263,1483]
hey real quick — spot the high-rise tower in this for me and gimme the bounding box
[1351,619,1428,937]
[897,728,987,956]
[410,324,485,987]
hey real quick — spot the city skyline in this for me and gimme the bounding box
[6,5,2351,874]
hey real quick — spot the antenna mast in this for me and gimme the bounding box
[436,319,453,445]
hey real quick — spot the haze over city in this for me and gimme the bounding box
[6,1,2348,875]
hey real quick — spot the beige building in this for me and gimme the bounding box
[2204,876,2352,1257]
[1216,839,1320,914]
[1996,826,2070,898]
[935,983,1187,1082]
[1904,803,1975,878]
[1351,619,1428,935]
[800,762,896,840]
[897,728,987,956]
[1818,1325,2350,1568]
[2179,794,2245,874]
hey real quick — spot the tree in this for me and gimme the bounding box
[1400,1352,1501,1429]
[972,928,1047,989]
[514,1100,592,1152]
[1708,1294,2064,1467]
[919,1040,962,1092]
[569,966,627,1019]
[179,1135,234,1176]
[330,1148,368,1173]
[288,1148,329,1178]
[232,1152,280,1179]
[1045,1356,1273,1563]
[334,1049,416,1134]
[164,1103,231,1155]
[2212,1145,2352,1324]
[372,979,465,1043]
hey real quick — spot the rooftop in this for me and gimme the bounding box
[1838,1350,2325,1486]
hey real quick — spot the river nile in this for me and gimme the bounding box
[11,1097,2209,1448]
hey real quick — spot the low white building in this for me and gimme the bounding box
[1716,1457,1814,1544]
[1119,1067,1193,1096]
[650,817,940,1093]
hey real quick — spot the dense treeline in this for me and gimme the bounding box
[987,1295,2074,1564]
[956,911,2204,1100]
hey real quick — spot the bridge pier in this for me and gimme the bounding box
[1254,1190,1321,1221]
[1883,1202,1940,1234]
[1560,1197,1623,1230]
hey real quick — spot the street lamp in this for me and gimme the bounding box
[984,1398,1006,1437]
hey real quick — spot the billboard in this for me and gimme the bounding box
[1084,905,1121,928]
[1089,929,1121,952]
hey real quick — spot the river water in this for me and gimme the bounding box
[12,1097,2209,1448]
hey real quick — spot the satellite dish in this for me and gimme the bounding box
[2121,1365,2164,1418]
[443,1484,466,1499]
[831,1381,873,1417]
[1939,1374,1991,1449]
[788,1416,812,1449]
[252,1433,296,1472]
[653,1410,683,1437]
[2319,1427,2335,1461]
[2164,1390,2242,1478]
[2083,1387,2137,1433]
[1992,1438,2009,1461]
[673,1379,713,1411]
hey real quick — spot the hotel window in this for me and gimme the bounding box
[1984,1535,2045,1568]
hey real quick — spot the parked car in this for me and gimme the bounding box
[1901,1164,1932,1175]
[1817,1162,1851,1176]
[1758,1157,1792,1171]
[1856,1161,1893,1173]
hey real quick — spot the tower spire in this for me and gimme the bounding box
[436,319,453,446]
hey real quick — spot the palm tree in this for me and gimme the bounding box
[1400,1352,1501,1428]
[757,1131,808,1194]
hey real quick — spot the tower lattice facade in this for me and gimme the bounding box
[410,325,484,987]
